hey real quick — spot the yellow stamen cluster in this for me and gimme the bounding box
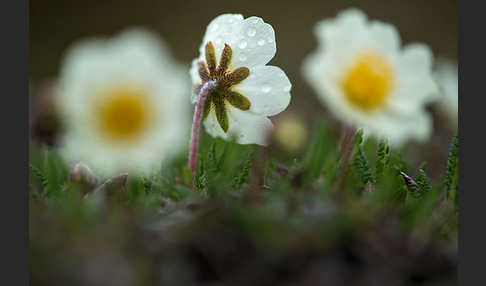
[343,52,395,110]
[97,88,153,141]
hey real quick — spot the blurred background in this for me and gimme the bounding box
[29,0,458,115]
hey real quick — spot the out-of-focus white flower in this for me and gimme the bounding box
[190,14,292,146]
[434,57,458,128]
[274,115,308,153]
[57,28,191,175]
[302,8,439,147]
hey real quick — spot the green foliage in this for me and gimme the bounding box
[302,118,335,184]
[29,163,48,187]
[29,117,458,285]
[233,152,254,189]
[375,138,389,184]
[416,168,432,194]
[352,129,374,186]
[445,130,459,202]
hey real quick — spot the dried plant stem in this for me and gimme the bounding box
[188,80,217,186]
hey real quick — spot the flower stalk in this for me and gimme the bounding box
[334,124,356,200]
[188,80,218,184]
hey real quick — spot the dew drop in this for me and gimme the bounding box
[283,84,291,92]
[228,18,235,23]
[239,53,248,61]
[267,36,274,43]
[210,23,220,32]
[252,19,259,24]
[238,40,248,49]
[257,38,265,46]
[261,83,272,93]
[246,27,257,37]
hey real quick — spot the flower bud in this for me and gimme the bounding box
[68,162,99,191]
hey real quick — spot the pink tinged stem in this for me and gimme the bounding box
[188,80,217,178]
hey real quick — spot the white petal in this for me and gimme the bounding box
[396,43,434,80]
[199,14,245,60]
[388,43,440,114]
[200,14,276,70]
[315,8,367,48]
[203,106,274,146]
[227,16,276,69]
[233,65,291,116]
[377,111,433,147]
[368,20,401,56]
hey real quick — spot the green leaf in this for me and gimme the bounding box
[375,138,389,184]
[205,142,217,173]
[205,41,216,73]
[394,151,409,174]
[217,44,233,73]
[214,98,229,132]
[227,67,250,85]
[445,130,458,200]
[354,147,374,185]
[416,168,432,194]
[302,119,334,183]
[29,163,48,187]
[234,152,254,189]
[225,90,251,110]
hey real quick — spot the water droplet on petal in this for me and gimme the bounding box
[239,53,248,61]
[210,23,220,32]
[267,36,274,43]
[257,38,265,46]
[228,18,235,23]
[261,83,272,93]
[252,19,259,24]
[238,40,248,49]
[283,84,291,92]
[246,27,257,37]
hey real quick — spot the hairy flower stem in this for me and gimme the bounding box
[334,124,356,201]
[188,80,217,187]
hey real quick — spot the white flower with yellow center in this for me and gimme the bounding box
[189,14,292,146]
[57,28,191,174]
[302,8,439,147]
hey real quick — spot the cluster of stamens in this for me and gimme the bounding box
[196,41,251,132]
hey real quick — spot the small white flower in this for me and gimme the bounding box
[302,8,439,147]
[57,28,191,175]
[189,14,292,146]
[434,57,458,128]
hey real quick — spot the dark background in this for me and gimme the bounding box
[29,0,458,124]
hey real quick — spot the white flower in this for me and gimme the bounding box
[434,57,458,128]
[57,28,191,175]
[302,8,439,147]
[189,14,292,146]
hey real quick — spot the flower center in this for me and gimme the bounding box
[97,87,153,141]
[342,52,394,110]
